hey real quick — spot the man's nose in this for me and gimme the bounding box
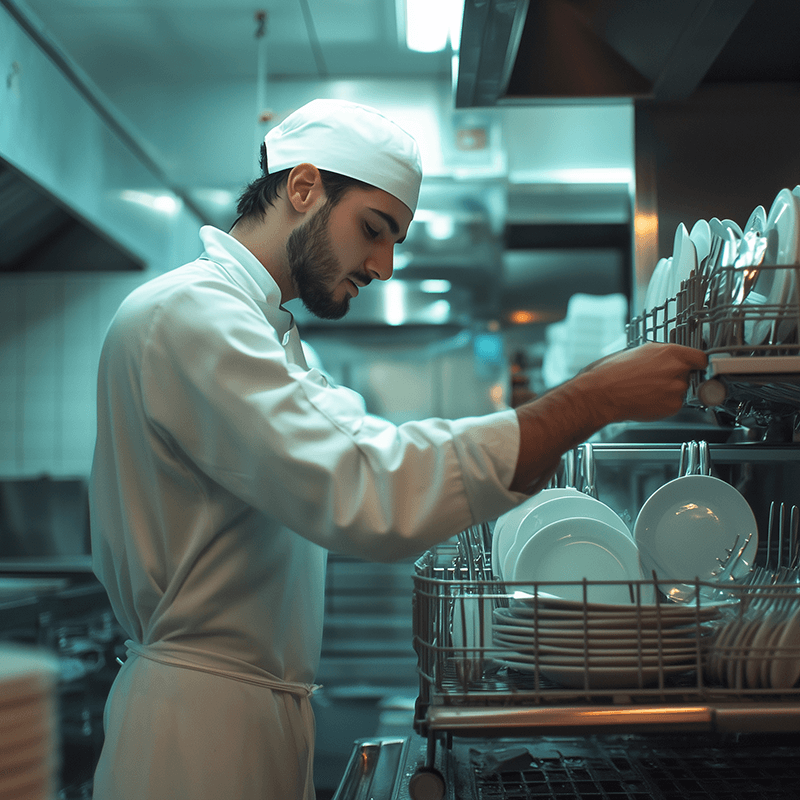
[364,244,394,282]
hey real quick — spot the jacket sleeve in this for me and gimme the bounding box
[139,277,525,561]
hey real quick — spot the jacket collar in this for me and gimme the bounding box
[199,226,295,337]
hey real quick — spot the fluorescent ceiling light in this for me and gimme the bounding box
[509,167,634,185]
[402,0,463,53]
[120,190,179,215]
[420,279,452,294]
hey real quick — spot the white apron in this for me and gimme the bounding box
[93,643,318,800]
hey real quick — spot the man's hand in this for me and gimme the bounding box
[510,343,707,495]
[577,342,709,422]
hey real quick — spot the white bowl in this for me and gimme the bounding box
[510,517,644,605]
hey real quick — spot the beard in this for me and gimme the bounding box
[286,200,356,320]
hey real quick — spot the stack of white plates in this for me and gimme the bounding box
[0,645,59,800]
[492,491,643,606]
[492,593,721,689]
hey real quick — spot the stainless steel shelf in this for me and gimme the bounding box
[589,442,800,463]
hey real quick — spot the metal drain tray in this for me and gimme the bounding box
[459,733,800,800]
[332,732,800,800]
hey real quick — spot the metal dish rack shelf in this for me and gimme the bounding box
[627,263,800,424]
[412,544,800,746]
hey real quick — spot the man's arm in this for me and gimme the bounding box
[510,343,708,494]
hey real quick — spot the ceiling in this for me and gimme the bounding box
[18,0,452,86]
[14,0,797,325]
[3,0,639,324]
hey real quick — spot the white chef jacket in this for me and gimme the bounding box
[89,226,525,800]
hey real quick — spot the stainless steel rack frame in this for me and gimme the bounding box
[627,264,800,422]
[413,547,800,731]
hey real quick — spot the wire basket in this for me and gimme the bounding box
[627,264,800,422]
[412,541,800,739]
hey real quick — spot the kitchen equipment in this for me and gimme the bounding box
[335,733,800,800]
[630,189,800,424]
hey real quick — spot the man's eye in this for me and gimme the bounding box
[365,224,379,238]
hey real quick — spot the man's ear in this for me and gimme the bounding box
[286,163,324,213]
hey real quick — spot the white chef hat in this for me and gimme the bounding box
[264,99,423,214]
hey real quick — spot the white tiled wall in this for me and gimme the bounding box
[0,209,203,479]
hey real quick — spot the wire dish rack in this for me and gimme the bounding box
[412,541,800,745]
[627,263,800,424]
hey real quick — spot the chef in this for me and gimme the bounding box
[89,98,707,799]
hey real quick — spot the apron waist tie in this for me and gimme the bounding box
[124,640,319,794]
[124,640,320,698]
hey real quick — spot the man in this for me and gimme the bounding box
[89,99,707,799]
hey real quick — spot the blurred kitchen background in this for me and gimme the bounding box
[2,0,800,796]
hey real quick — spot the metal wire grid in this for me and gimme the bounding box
[626,264,800,417]
[461,736,800,800]
[412,546,800,713]
[628,264,800,354]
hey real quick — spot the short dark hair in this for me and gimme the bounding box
[234,142,371,223]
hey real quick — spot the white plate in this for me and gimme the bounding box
[0,646,57,709]
[493,621,706,644]
[497,642,698,664]
[492,489,583,580]
[770,606,800,689]
[503,495,631,581]
[493,611,720,640]
[644,257,672,317]
[670,222,698,297]
[493,619,704,640]
[493,631,701,658]
[689,219,711,268]
[634,474,758,586]
[750,189,799,345]
[510,518,644,603]
[497,657,695,689]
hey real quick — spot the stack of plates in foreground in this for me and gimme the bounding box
[492,593,722,690]
[0,645,59,800]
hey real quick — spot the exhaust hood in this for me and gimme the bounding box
[1,0,203,273]
[455,0,798,107]
[0,157,144,272]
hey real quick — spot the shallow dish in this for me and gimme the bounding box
[492,488,583,580]
[669,222,698,297]
[497,658,695,689]
[502,494,631,581]
[749,188,799,345]
[510,517,644,603]
[634,474,758,587]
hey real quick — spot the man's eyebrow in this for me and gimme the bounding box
[368,208,405,244]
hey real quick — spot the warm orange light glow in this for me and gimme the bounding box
[509,310,537,325]
[634,210,659,244]
[489,383,505,408]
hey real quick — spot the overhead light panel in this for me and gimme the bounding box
[401,0,463,53]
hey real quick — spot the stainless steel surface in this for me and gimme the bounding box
[331,737,410,800]
[1,0,199,272]
[336,731,800,799]
[412,539,800,743]
[455,0,789,106]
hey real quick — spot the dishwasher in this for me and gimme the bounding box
[333,260,800,800]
